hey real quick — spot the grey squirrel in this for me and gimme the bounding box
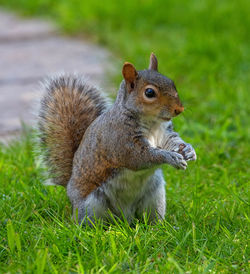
[38,53,196,225]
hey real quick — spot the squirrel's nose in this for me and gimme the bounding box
[174,106,184,116]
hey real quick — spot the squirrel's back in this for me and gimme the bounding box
[38,75,108,186]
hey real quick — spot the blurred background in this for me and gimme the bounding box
[0,5,111,142]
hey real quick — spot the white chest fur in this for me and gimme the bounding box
[100,122,171,219]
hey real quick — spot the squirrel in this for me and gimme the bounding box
[38,53,196,225]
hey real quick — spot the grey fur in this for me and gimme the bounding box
[39,56,196,225]
[68,118,196,225]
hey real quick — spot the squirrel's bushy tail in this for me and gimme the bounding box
[38,75,108,187]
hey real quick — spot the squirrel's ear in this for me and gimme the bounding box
[149,52,158,71]
[122,62,138,90]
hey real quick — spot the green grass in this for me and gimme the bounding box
[0,0,249,272]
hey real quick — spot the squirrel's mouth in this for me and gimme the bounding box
[158,109,172,121]
[159,116,171,121]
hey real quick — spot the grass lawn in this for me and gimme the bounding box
[0,0,249,272]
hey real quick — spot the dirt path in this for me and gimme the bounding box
[0,9,112,143]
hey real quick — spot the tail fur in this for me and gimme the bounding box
[38,74,108,186]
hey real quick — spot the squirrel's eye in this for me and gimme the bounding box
[145,88,156,98]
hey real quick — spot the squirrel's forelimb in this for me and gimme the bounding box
[149,121,197,162]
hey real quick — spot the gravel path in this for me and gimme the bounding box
[0,10,112,143]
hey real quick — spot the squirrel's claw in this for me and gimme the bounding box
[167,151,187,170]
[182,143,197,161]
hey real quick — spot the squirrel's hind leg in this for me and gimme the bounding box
[78,189,111,226]
[135,169,166,223]
[67,182,110,226]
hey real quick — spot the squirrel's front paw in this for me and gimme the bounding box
[178,143,197,161]
[165,151,187,170]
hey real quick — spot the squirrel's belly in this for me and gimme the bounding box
[102,167,159,217]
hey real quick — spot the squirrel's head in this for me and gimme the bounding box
[121,53,184,121]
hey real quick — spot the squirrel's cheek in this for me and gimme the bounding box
[145,105,163,117]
